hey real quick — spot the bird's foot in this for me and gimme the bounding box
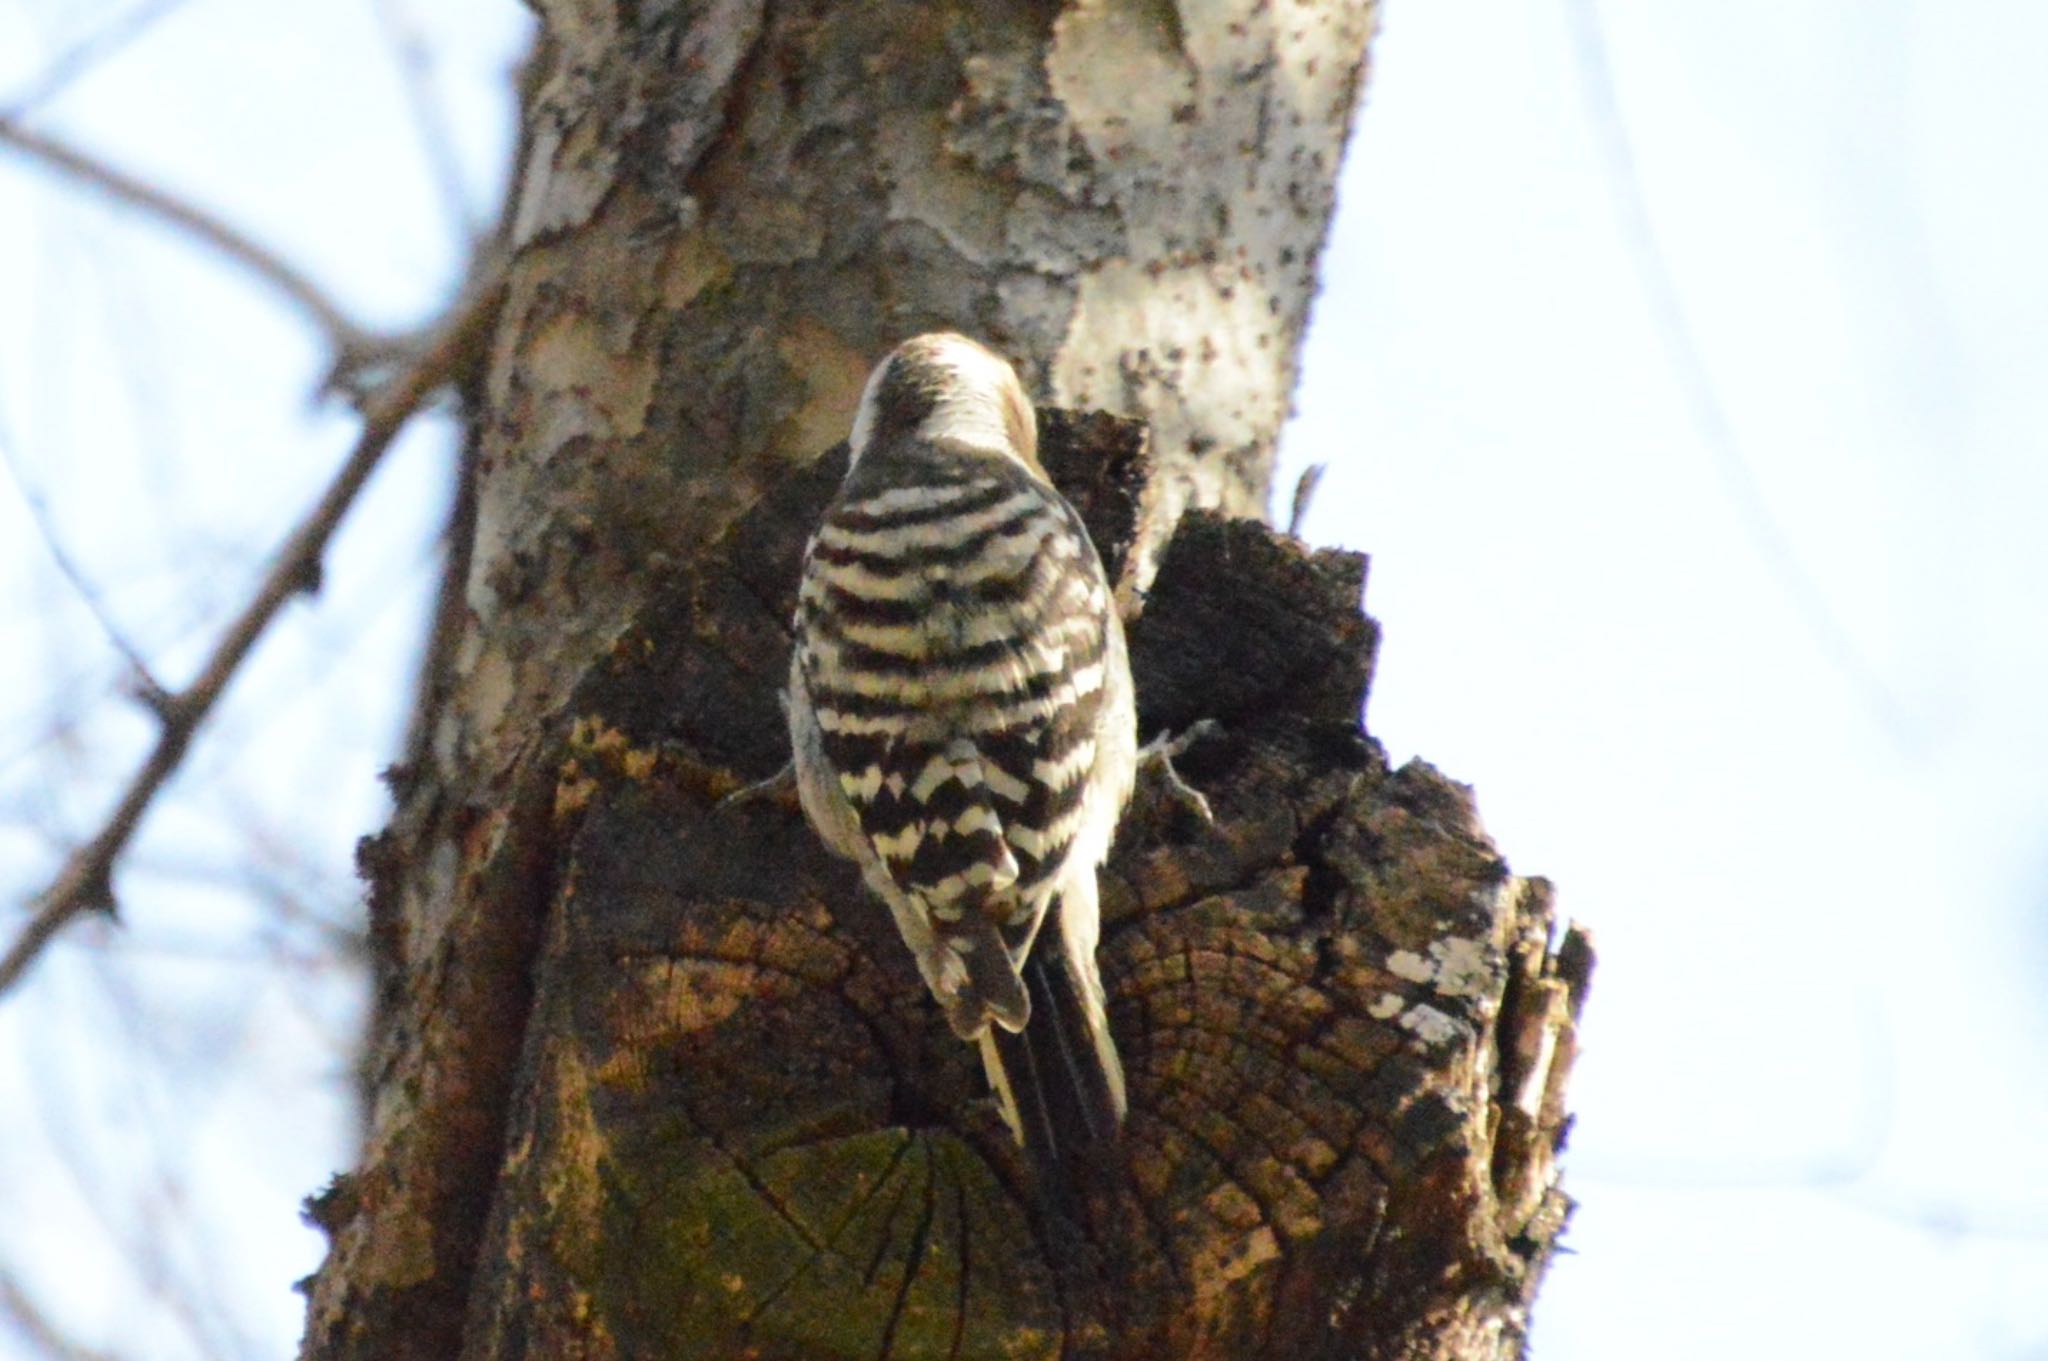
[720,760,796,808]
[1139,719,1221,824]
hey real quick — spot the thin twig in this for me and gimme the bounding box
[369,0,478,237]
[2,0,199,118]
[0,420,172,712]
[0,1265,117,1361]
[0,114,389,370]
[0,265,504,998]
[1561,0,1919,756]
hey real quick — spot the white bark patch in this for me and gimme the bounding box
[1047,1,1198,169]
[1005,185,1125,274]
[1399,1004,1463,1048]
[1038,0,1379,574]
[658,0,767,172]
[1054,259,1293,583]
[520,0,763,246]
[878,111,1009,267]
[514,93,620,245]
[1427,937,1493,1000]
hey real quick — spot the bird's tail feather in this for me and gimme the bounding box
[978,897,1125,1184]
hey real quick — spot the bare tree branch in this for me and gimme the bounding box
[1561,0,1919,756]
[0,114,394,372]
[0,1264,117,1361]
[1,0,200,118]
[0,263,504,997]
[369,0,478,238]
[0,419,171,712]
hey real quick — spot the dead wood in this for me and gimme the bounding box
[360,412,1595,1361]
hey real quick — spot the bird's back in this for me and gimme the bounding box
[793,438,1121,1035]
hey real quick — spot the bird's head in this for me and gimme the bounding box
[848,333,1041,474]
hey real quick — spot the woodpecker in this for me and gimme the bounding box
[788,332,1135,1170]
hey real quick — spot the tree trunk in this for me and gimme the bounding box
[297,4,1590,1359]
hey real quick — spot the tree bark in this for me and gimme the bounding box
[298,4,1590,1359]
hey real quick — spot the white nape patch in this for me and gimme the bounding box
[1368,992,1404,1020]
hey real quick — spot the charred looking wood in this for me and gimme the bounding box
[425,410,1589,1360]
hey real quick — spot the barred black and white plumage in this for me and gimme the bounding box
[788,333,1135,1170]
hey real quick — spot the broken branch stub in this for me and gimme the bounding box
[462,410,1589,1359]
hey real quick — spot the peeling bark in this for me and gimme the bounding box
[296,5,1591,1359]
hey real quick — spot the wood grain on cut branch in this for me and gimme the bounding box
[0,267,504,998]
[441,412,1590,1360]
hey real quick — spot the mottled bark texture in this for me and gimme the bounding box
[297,2,1589,1359]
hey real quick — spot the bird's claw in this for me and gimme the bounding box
[720,760,796,808]
[1140,719,1220,823]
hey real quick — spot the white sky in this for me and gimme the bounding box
[1,1,2044,1358]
